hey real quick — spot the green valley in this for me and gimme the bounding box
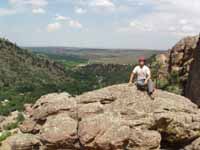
[0,38,162,115]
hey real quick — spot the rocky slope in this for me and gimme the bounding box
[1,84,200,150]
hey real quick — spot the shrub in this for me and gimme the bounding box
[0,131,11,142]
[16,112,25,123]
[3,122,18,130]
[166,85,182,95]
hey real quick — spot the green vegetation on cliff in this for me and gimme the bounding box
[149,55,182,95]
[0,38,72,115]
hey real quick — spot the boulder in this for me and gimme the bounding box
[0,133,40,150]
[1,84,200,149]
[40,112,78,149]
[19,119,39,134]
[78,113,161,150]
[31,92,76,121]
[24,104,33,117]
[184,138,200,150]
[77,84,200,149]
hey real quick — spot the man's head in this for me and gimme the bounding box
[138,56,145,66]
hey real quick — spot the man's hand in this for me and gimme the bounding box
[128,82,133,86]
[128,72,135,86]
[144,79,148,85]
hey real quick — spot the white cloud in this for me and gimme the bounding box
[4,0,200,49]
[152,0,200,15]
[129,20,140,28]
[32,8,45,14]
[76,0,115,11]
[9,0,48,8]
[137,2,144,6]
[54,15,83,29]
[69,20,83,29]
[75,7,87,14]
[55,15,70,21]
[179,19,188,25]
[47,22,61,32]
[168,26,176,32]
[181,25,195,32]
[0,8,16,16]
[89,0,115,8]
[3,0,48,16]
[119,0,200,37]
[117,20,153,32]
[119,20,153,32]
[74,0,116,12]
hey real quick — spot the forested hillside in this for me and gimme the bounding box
[0,38,72,115]
[68,64,134,94]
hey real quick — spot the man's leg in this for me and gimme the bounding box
[136,80,145,90]
[147,79,154,95]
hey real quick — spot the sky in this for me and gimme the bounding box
[0,0,199,49]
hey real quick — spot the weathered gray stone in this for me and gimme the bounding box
[0,133,40,150]
[2,84,200,150]
[185,36,200,105]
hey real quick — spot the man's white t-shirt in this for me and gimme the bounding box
[132,65,150,81]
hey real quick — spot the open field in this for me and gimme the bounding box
[27,47,164,65]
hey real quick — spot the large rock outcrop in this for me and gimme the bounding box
[168,35,199,94]
[1,84,200,150]
[185,36,200,106]
[167,35,200,105]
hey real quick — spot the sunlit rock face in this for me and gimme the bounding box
[2,84,200,150]
[185,36,200,106]
[168,35,199,95]
[168,35,200,106]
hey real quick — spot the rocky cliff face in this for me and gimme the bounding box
[168,35,199,94]
[167,35,200,105]
[151,53,169,80]
[1,84,200,150]
[185,37,200,105]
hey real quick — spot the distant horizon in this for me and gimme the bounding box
[24,45,165,51]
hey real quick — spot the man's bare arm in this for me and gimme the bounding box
[144,72,151,84]
[129,72,135,84]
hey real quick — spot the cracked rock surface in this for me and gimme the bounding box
[1,84,200,150]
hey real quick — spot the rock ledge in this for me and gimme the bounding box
[1,84,200,150]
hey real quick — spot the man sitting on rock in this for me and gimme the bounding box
[129,56,155,98]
